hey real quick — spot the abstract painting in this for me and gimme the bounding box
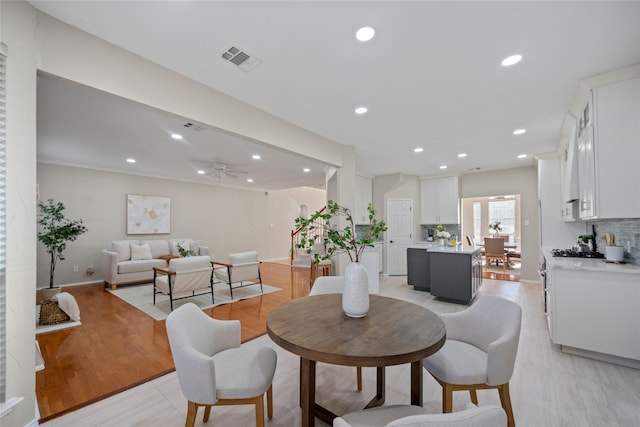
[127,194,171,234]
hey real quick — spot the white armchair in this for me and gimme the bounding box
[165,303,277,427]
[334,404,507,427]
[213,251,262,299]
[422,295,521,427]
[153,256,213,311]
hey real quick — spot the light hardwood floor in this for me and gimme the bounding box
[39,268,640,427]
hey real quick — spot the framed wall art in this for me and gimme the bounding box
[126,194,171,234]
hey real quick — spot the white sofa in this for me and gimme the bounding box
[102,238,209,290]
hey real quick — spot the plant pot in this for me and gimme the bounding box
[342,262,369,318]
[439,239,446,246]
[41,287,61,300]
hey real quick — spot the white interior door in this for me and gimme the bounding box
[386,199,413,275]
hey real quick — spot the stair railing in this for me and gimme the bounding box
[291,206,326,263]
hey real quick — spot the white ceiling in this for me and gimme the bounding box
[31,1,640,191]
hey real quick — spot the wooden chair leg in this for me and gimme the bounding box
[498,383,516,427]
[267,385,273,419]
[356,366,363,391]
[442,382,453,413]
[469,388,478,405]
[203,405,211,422]
[185,401,198,427]
[254,395,265,427]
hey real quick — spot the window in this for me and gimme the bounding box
[489,199,516,241]
[472,202,481,242]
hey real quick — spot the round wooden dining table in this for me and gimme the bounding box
[267,294,446,427]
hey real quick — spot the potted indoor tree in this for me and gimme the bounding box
[38,198,88,298]
[294,200,387,317]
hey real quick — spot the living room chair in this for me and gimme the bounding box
[213,251,263,299]
[483,237,507,271]
[309,275,363,391]
[333,404,507,427]
[422,295,522,427]
[165,303,277,427]
[153,255,214,311]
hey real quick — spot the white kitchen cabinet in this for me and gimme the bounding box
[560,119,579,221]
[552,267,640,363]
[354,175,373,224]
[420,176,459,224]
[577,77,640,219]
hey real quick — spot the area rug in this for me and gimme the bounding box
[107,281,283,320]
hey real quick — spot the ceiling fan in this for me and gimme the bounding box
[194,162,248,179]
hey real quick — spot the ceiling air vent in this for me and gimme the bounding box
[221,45,262,72]
[183,122,207,132]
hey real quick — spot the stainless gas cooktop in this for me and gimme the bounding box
[551,249,605,258]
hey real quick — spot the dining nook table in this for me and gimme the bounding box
[266,294,446,427]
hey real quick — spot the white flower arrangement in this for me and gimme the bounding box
[436,230,451,239]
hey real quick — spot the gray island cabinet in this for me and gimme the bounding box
[407,245,483,304]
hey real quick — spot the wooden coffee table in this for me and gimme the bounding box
[267,294,446,427]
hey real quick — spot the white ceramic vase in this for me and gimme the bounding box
[439,238,446,246]
[342,262,369,318]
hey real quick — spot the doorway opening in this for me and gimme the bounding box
[461,194,522,282]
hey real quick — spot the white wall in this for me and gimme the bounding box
[460,166,539,281]
[37,163,326,286]
[2,1,38,425]
[537,156,585,248]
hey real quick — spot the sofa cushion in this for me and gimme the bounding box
[110,240,139,261]
[118,259,166,274]
[130,242,153,260]
[140,239,171,258]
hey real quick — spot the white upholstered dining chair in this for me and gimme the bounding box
[333,404,507,427]
[421,295,521,427]
[165,303,277,427]
[309,275,364,391]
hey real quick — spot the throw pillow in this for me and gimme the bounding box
[189,240,200,254]
[130,242,153,260]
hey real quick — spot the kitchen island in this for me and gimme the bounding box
[407,244,483,303]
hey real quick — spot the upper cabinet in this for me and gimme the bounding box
[420,176,459,224]
[577,77,640,220]
[354,175,373,224]
[560,119,579,221]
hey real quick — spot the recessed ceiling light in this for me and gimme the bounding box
[458,153,467,158]
[126,158,136,163]
[513,129,526,135]
[197,170,205,175]
[355,106,368,115]
[252,154,261,160]
[355,27,375,42]
[501,54,522,66]
[246,178,254,183]
[439,165,447,170]
[303,168,311,173]
[414,147,424,153]
[517,154,527,159]
[171,133,183,140]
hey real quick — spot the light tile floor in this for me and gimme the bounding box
[41,276,640,427]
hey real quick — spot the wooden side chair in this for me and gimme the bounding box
[483,237,507,271]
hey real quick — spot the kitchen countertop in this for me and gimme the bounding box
[409,243,482,255]
[542,247,640,275]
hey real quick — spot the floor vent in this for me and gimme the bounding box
[221,45,262,72]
